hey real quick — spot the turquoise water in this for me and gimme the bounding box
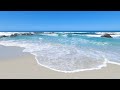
[0,32,120,72]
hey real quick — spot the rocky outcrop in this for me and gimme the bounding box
[0,35,8,38]
[101,33,112,38]
[20,33,34,36]
[0,32,35,38]
[11,33,19,37]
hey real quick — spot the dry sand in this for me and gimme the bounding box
[0,45,120,79]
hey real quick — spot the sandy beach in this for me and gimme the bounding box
[0,45,120,79]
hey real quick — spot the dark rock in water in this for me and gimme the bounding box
[11,33,18,37]
[101,33,112,38]
[0,32,35,39]
[10,33,34,37]
[21,33,34,35]
[0,35,8,38]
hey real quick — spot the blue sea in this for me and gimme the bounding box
[0,32,120,73]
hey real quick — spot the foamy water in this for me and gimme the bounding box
[0,32,120,73]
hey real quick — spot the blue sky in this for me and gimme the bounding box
[0,11,120,31]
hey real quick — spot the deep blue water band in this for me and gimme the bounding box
[0,30,120,32]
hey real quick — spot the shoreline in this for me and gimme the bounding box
[0,45,107,73]
[0,45,120,79]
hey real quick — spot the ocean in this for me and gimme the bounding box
[0,32,120,73]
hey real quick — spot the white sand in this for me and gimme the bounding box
[0,45,120,79]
